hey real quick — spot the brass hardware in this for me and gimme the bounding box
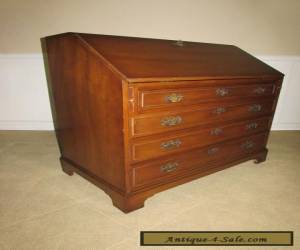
[246,122,258,130]
[253,87,265,94]
[174,40,184,47]
[161,116,182,127]
[208,147,219,155]
[161,139,182,150]
[241,141,255,150]
[210,128,223,136]
[248,104,262,112]
[165,93,184,103]
[216,88,229,97]
[213,107,226,115]
[160,162,178,173]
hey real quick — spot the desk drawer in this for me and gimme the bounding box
[131,132,268,189]
[137,83,275,111]
[131,117,270,162]
[131,100,274,137]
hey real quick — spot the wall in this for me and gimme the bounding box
[1,0,300,55]
[0,54,299,130]
[0,54,52,130]
[0,0,299,130]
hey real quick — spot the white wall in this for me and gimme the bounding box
[0,54,299,131]
[1,0,300,55]
[0,54,53,130]
[256,56,300,130]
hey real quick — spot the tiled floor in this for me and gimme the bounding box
[0,131,299,250]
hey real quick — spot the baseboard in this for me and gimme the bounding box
[271,123,300,131]
[0,53,300,131]
[0,121,54,130]
[0,121,298,131]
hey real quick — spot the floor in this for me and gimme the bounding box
[0,131,299,250]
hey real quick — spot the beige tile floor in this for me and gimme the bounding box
[0,131,299,250]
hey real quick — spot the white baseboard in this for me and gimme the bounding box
[271,123,300,131]
[0,121,54,131]
[0,53,300,131]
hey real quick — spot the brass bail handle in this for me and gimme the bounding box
[241,141,255,150]
[216,88,229,97]
[165,93,184,103]
[249,104,262,112]
[161,116,182,127]
[161,139,182,150]
[160,162,179,173]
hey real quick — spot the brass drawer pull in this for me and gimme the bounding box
[213,107,226,115]
[216,88,229,97]
[210,128,223,136]
[248,104,262,112]
[165,93,183,103]
[161,139,182,150]
[241,141,255,150]
[208,147,219,155]
[246,122,258,130]
[160,162,178,173]
[253,87,266,94]
[161,116,182,127]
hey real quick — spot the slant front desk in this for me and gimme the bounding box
[42,33,283,212]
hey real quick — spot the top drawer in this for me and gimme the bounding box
[137,83,275,112]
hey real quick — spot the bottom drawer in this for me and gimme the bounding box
[131,132,268,189]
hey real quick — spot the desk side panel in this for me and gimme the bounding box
[43,35,125,191]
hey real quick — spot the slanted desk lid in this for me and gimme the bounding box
[51,33,284,82]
